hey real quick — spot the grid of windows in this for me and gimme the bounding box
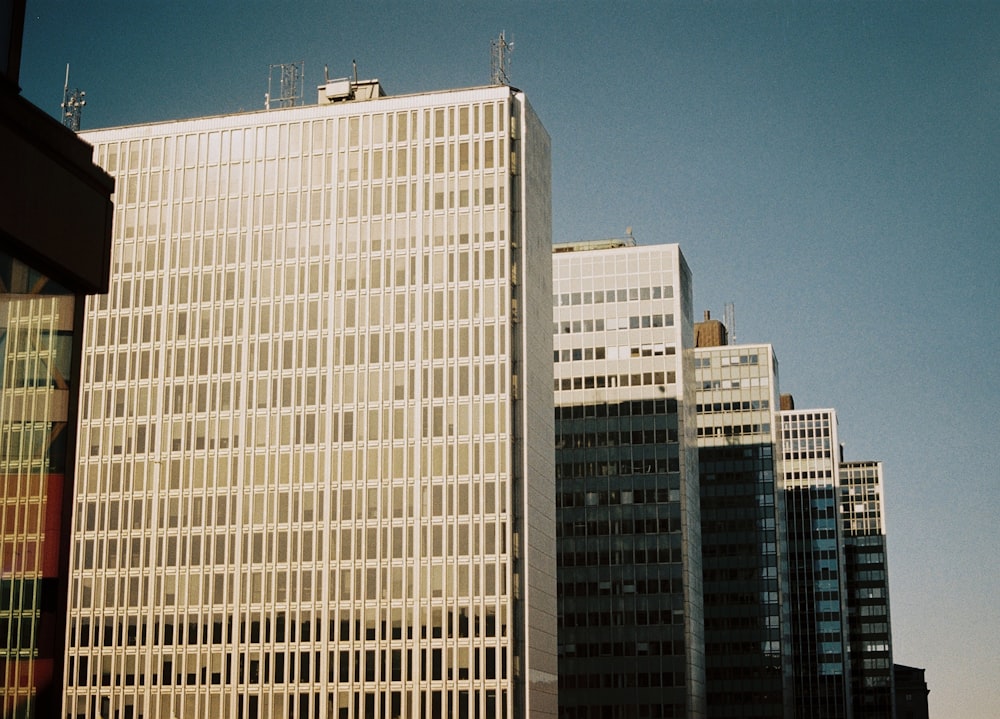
[694,344,790,718]
[552,243,704,719]
[778,409,851,719]
[840,462,894,718]
[1,254,78,714]
[70,86,555,719]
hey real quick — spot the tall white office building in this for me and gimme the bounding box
[67,79,555,719]
[552,239,705,718]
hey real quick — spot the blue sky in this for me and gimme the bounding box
[19,1,1000,715]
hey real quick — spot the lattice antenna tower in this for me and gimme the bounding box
[266,61,304,109]
[491,31,513,86]
[724,302,736,344]
[61,64,86,132]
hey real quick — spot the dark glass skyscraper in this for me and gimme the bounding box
[841,461,894,718]
[778,409,852,719]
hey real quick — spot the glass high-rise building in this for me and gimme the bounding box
[552,239,704,718]
[777,409,852,719]
[694,343,791,718]
[840,461,893,719]
[67,80,556,719]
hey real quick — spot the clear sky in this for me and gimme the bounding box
[18,1,999,716]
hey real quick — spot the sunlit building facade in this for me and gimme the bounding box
[694,343,791,718]
[68,82,556,719]
[553,239,705,718]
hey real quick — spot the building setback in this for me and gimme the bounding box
[552,239,705,718]
[68,80,555,719]
[693,342,792,718]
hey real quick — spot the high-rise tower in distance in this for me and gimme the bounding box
[552,239,705,718]
[693,340,792,718]
[840,460,894,718]
[68,77,555,719]
[777,408,852,719]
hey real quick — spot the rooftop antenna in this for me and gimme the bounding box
[61,64,86,131]
[266,61,304,110]
[724,301,736,344]
[491,31,513,86]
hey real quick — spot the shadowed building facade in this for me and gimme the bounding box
[694,342,791,718]
[840,461,894,718]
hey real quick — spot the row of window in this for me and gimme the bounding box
[557,577,682,597]
[558,547,684,568]
[556,399,677,419]
[554,344,676,363]
[693,353,760,368]
[785,469,835,481]
[558,669,679,689]
[557,488,679,508]
[557,517,679,538]
[696,424,771,438]
[69,644,507,688]
[696,399,770,414]
[558,702,682,718]
[559,607,686,628]
[783,450,834,461]
[556,314,675,335]
[72,608,508,651]
[69,687,511,719]
[101,104,508,176]
[556,458,681,478]
[699,377,769,390]
[555,371,676,392]
[557,428,678,449]
[554,286,674,307]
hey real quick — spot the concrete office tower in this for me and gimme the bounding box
[777,409,852,719]
[839,461,893,719]
[553,239,704,718]
[694,343,792,718]
[69,80,555,719]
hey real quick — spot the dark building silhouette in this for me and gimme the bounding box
[894,664,929,719]
[1,2,114,716]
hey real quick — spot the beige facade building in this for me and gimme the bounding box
[68,81,555,719]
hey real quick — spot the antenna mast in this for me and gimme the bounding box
[724,302,736,344]
[266,61,304,110]
[490,31,513,86]
[61,64,86,131]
